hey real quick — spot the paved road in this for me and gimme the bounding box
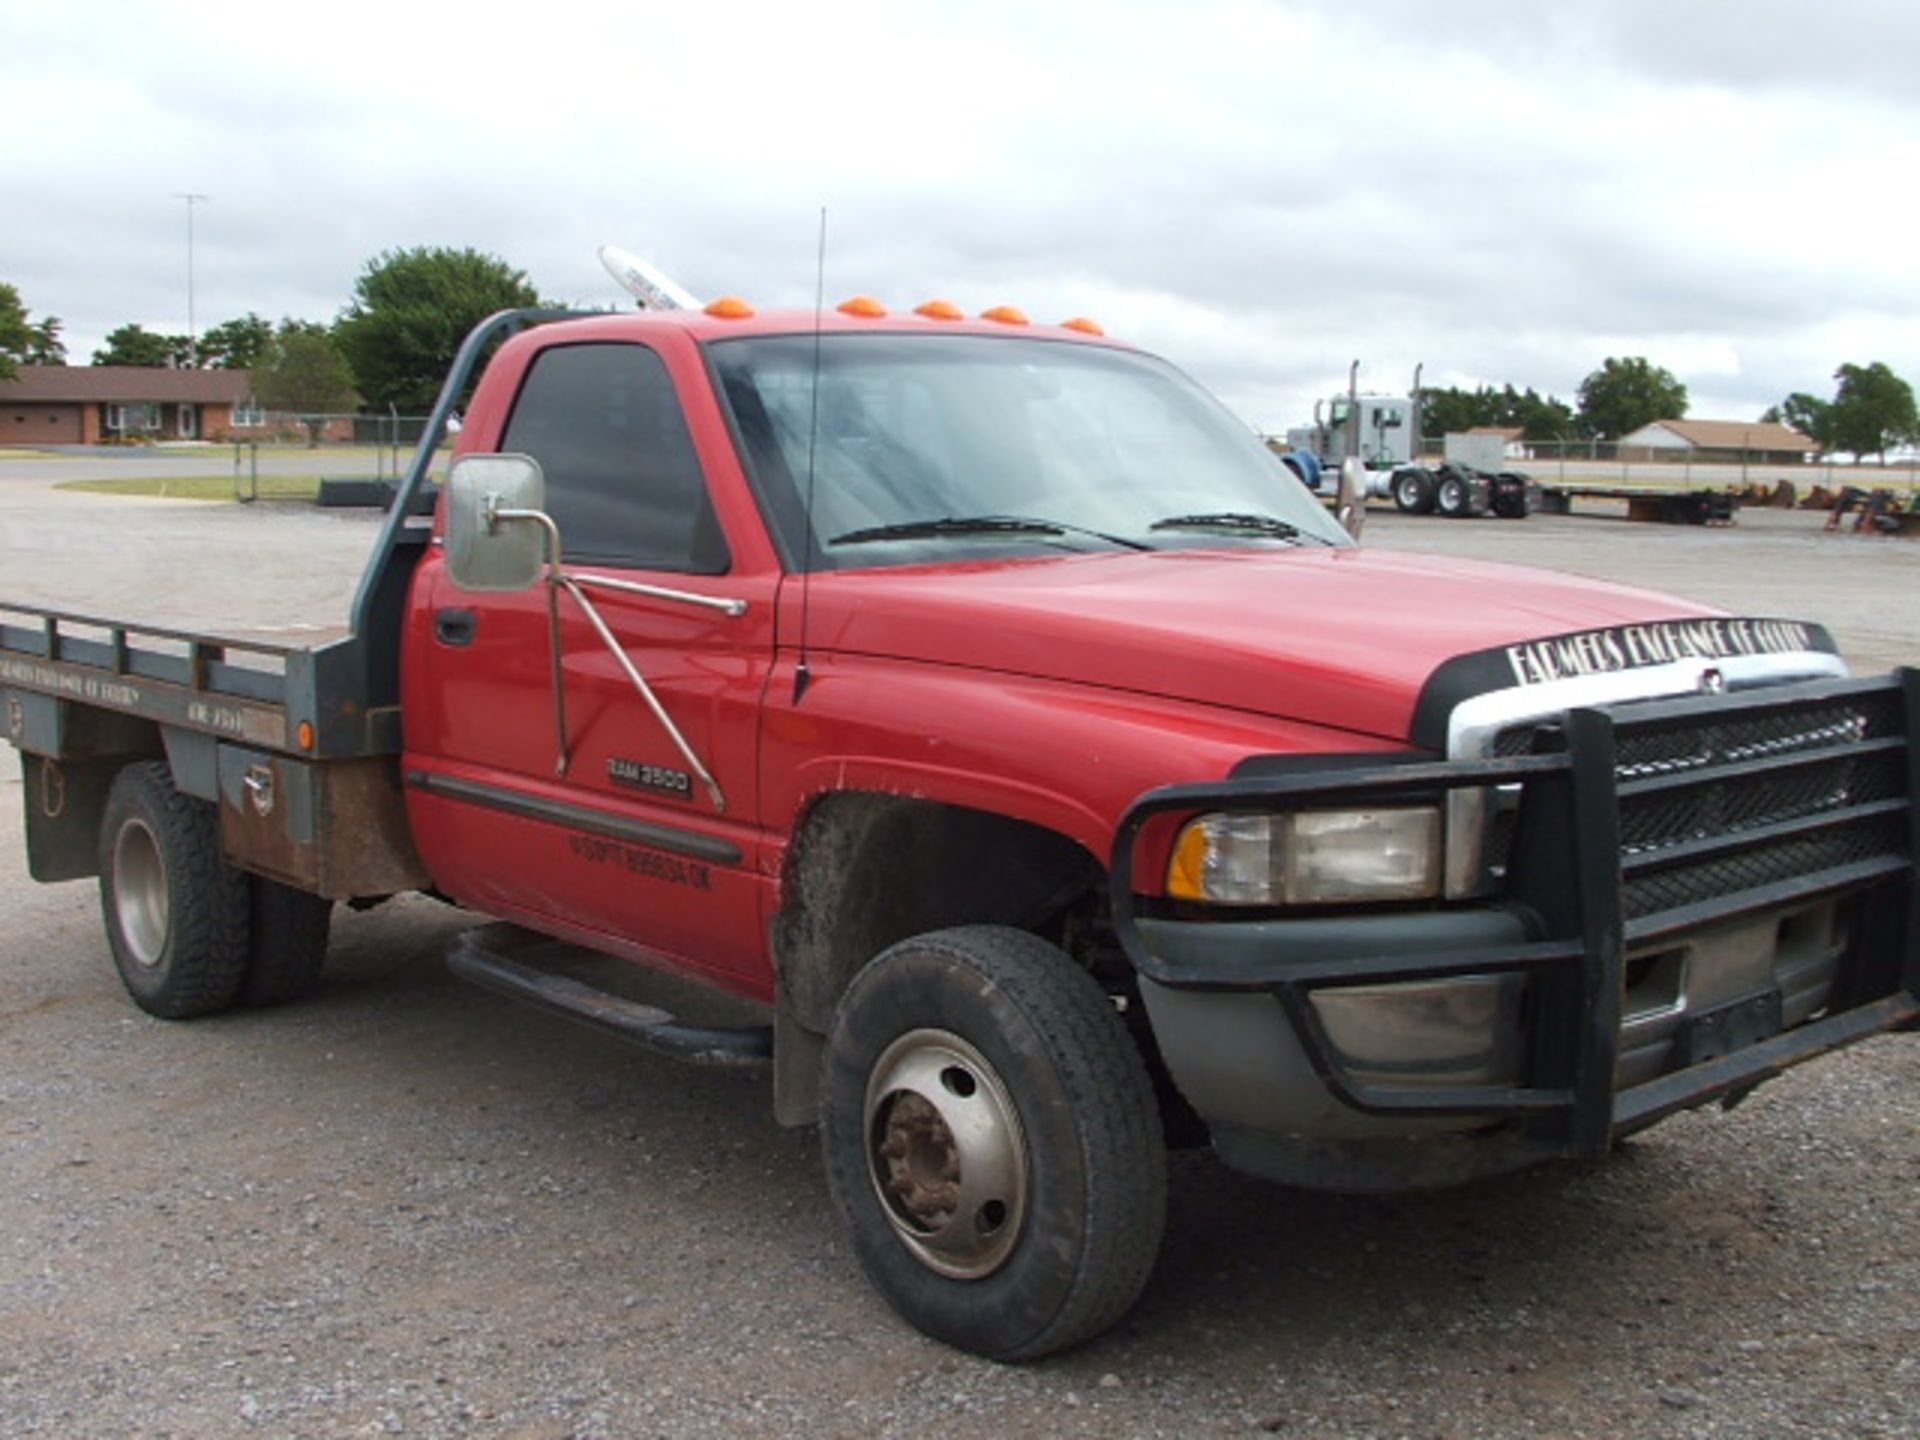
[0,452,385,641]
[0,443,412,481]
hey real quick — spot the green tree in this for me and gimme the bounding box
[1415,386,1484,442]
[1417,383,1576,444]
[1,288,69,375]
[250,321,360,447]
[1825,361,1917,463]
[26,315,66,365]
[92,323,184,367]
[1761,392,1833,451]
[1575,356,1688,440]
[197,313,274,370]
[0,283,33,380]
[334,246,541,411]
[1504,385,1576,442]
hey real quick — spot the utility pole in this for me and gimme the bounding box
[172,192,209,366]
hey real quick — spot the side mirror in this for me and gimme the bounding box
[445,454,550,591]
[1336,457,1367,541]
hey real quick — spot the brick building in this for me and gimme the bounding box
[0,365,255,445]
[1617,418,1818,465]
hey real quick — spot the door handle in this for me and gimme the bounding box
[435,608,477,647]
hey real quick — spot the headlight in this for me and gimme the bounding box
[1166,807,1442,905]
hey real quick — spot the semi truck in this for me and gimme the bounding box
[1282,365,1533,518]
[1284,390,1417,472]
[1281,364,1423,507]
[3,292,1915,1361]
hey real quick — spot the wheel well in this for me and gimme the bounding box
[767,793,1206,1140]
[774,793,1104,1036]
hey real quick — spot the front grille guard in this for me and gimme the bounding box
[1109,669,1920,1159]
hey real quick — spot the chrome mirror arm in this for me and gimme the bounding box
[555,575,727,811]
[568,571,748,618]
[494,507,572,776]
[484,506,737,808]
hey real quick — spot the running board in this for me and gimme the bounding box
[446,924,772,1068]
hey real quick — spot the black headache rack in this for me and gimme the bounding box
[1110,669,1920,1162]
[0,309,590,761]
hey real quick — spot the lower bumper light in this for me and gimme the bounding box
[1310,973,1526,1089]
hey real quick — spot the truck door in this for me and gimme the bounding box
[403,338,776,989]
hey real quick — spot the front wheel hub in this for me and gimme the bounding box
[864,1028,1028,1279]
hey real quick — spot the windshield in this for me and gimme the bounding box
[708,333,1351,569]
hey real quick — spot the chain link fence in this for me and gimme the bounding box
[225,412,442,502]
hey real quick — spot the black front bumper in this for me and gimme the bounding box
[1110,671,1920,1180]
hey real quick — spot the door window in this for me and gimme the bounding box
[501,342,727,573]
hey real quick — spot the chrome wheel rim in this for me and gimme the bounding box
[112,817,169,969]
[864,1028,1028,1280]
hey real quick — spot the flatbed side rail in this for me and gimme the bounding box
[0,601,302,752]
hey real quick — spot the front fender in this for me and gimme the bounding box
[758,654,1407,861]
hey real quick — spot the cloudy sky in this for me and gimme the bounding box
[7,0,1917,433]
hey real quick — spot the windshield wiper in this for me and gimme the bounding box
[1148,511,1317,541]
[829,515,1150,551]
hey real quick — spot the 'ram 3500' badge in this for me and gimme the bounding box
[608,757,694,801]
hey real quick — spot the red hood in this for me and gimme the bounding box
[802,546,1719,744]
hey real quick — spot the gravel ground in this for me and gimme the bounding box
[0,464,1915,1438]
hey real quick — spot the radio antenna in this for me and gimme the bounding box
[794,207,827,704]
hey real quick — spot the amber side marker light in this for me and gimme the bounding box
[915,299,965,321]
[296,721,315,752]
[1060,316,1105,336]
[704,296,756,319]
[837,295,888,318]
[980,305,1030,326]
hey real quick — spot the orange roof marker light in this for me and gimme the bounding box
[704,296,756,320]
[980,305,1030,326]
[1060,316,1106,337]
[915,299,965,321]
[837,295,888,318]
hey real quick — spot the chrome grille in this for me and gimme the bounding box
[1484,689,1909,922]
[1609,691,1909,922]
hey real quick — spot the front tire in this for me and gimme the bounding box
[821,926,1166,1360]
[98,762,250,1018]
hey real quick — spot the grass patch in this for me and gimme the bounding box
[58,475,323,501]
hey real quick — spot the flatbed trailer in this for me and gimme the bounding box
[1535,483,1737,525]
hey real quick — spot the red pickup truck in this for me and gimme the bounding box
[3,302,1915,1360]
